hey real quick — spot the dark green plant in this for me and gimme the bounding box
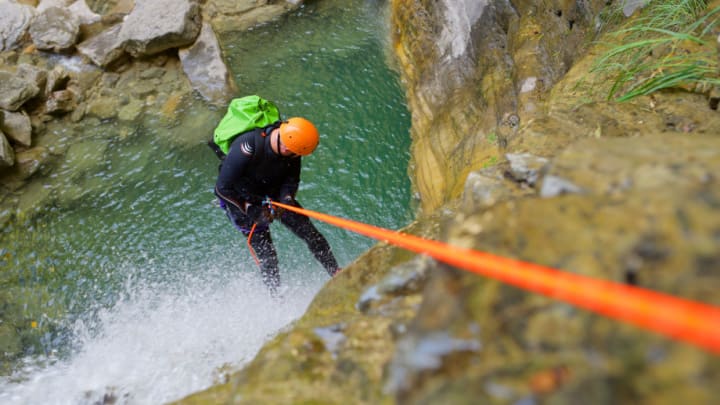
[591,0,720,101]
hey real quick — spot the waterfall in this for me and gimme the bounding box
[0,269,323,404]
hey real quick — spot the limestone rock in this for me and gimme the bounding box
[28,6,81,52]
[0,110,32,146]
[67,0,101,25]
[120,0,201,57]
[179,22,236,105]
[0,71,40,111]
[17,63,48,91]
[461,166,530,210]
[0,0,36,51]
[505,152,549,186]
[0,131,15,169]
[76,24,125,67]
[36,0,72,12]
[45,90,76,114]
[541,135,720,196]
[45,65,71,95]
[208,3,296,33]
[623,0,649,16]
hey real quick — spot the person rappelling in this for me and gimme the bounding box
[210,96,341,294]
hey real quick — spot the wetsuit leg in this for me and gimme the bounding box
[279,201,339,276]
[247,227,281,292]
[223,202,281,292]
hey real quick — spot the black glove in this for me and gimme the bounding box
[246,204,273,226]
[280,194,296,205]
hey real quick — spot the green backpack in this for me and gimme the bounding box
[211,95,280,157]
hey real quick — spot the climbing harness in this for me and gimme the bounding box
[262,196,276,218]
[244,197,277,269]
[269,200,720,355]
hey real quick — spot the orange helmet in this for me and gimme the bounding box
[279,117,319,156]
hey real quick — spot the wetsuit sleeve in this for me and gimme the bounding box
[214,134,262,211]
[278,158,301,201]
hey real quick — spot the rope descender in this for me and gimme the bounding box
[262,196,276,218]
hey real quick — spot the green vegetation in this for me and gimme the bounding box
[486,132,498,144]
[592,0,720,101]
[482,155,498,168]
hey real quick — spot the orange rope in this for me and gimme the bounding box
[271,201,720,355]
[246,223,261,268]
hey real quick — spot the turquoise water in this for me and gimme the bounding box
[0,1,411,402]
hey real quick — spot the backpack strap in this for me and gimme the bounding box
[207,139,227,160]
[252,121,281,163]
[252,129,266,163]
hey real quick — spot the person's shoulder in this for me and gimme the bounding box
[230,132,258,157]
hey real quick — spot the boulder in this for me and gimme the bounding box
[45,65,71,95]
[179,22,236,105]
[0,131,15,169]
[67,0,101,25]
[28,6,80,52]
[76,24,125,67]
[0,110,32,146]
[0,71,40,111]
[120,0,201,57]
[0,0,36,51]
[17,63,48,91]
[45,90,76,114]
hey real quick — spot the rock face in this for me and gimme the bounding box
[390,0,608,214]
[179,0,720,404]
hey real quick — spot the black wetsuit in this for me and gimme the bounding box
[214,124,339,291]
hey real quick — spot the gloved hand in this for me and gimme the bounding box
[246,204,274,226]
[280,194,296,205]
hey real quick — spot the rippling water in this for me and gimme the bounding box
[0,0,411,402]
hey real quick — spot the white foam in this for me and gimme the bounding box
[0,267,322,404]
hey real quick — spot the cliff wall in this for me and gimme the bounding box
[181,0,720,402]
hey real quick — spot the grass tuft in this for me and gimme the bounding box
[591,0,720,101]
